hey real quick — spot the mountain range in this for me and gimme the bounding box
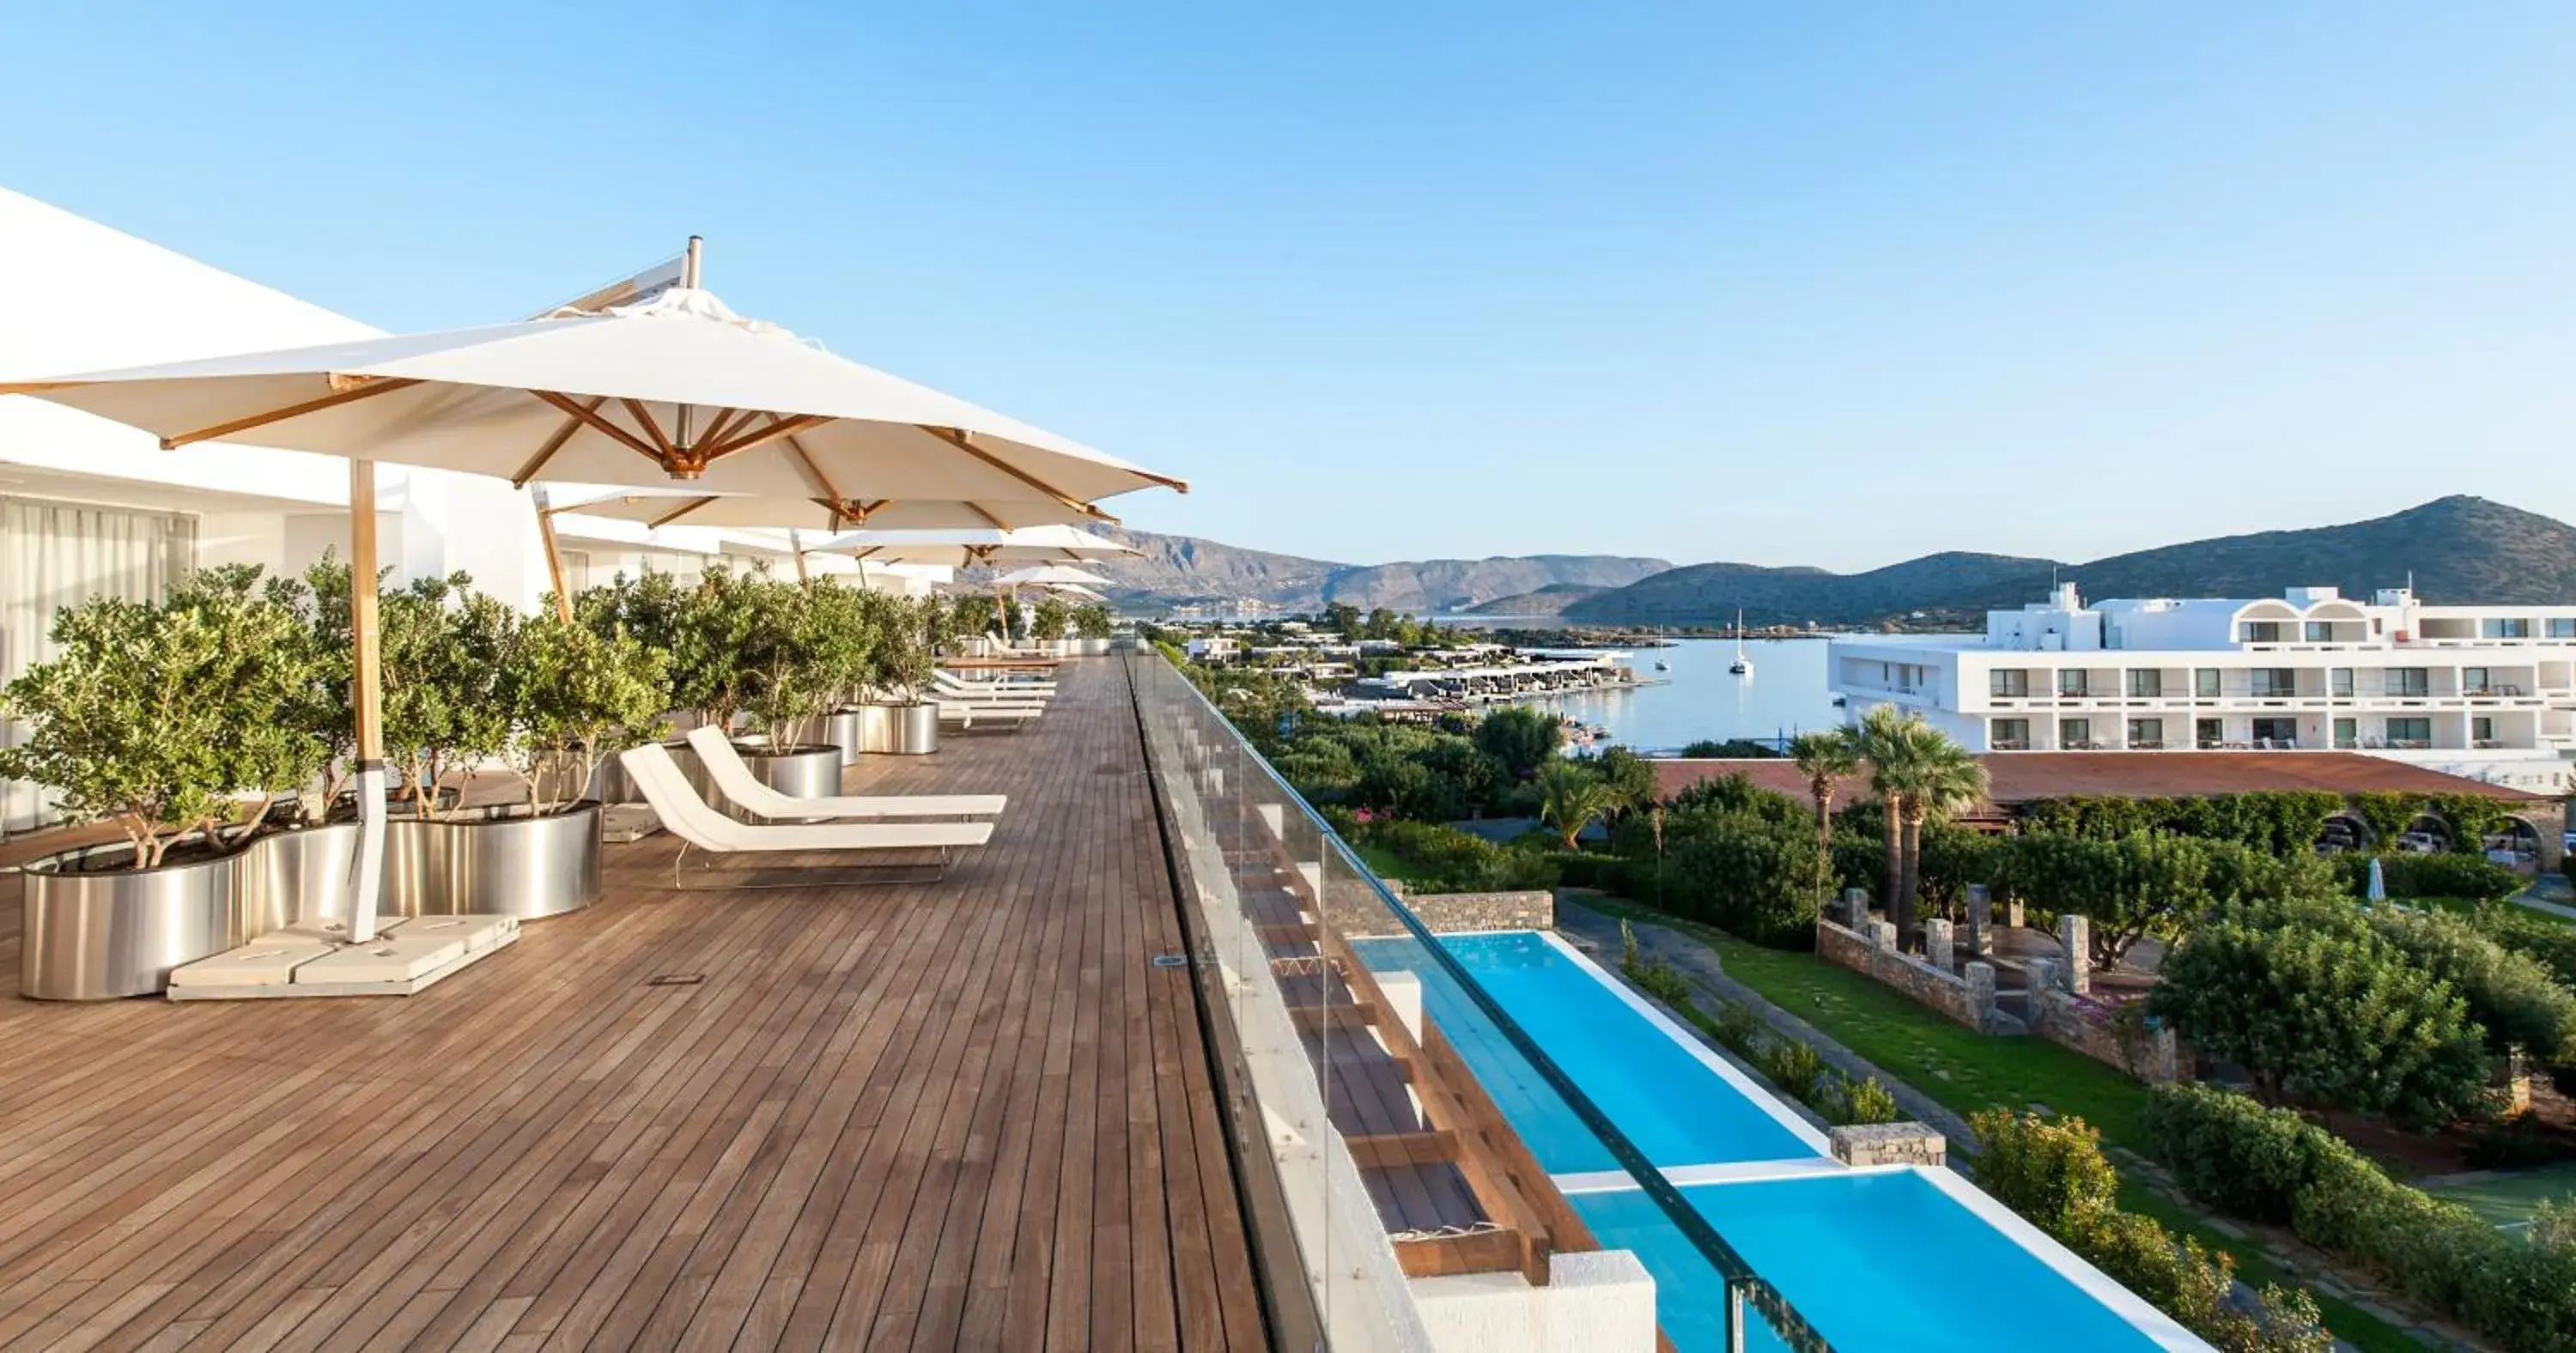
[1088,497,2576,626]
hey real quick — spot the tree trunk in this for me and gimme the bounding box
[1814,789,1835,910]
[1880,792,1903,924]
[1897,808,1925,945]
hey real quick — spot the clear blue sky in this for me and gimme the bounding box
[6,3,2573,571]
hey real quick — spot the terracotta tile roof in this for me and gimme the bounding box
[1651,751,2558,817]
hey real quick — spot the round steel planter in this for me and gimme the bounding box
[20,838,242,1000]
[382,802,603,921]
[237,820,361,936]
[855,701,940,756]
[718,745,845,821]
[815,710,866,767]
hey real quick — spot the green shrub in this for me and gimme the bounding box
[2139,1083,2360,1224]
[1355,819,1557,893]
[2151,898,2493,1129]
[2348,852,2523,902]
[2369,907,2576,1060]
[1971,1108,2120,1234]
[2143,1083,2576,1350]
[1991,830,2335,968]
[1843,1077,1900,1125]
[2470,902,2576,989]
[1762,1040,1824,1103]
[2011,791,2340,855]
[1645,809,1827,947]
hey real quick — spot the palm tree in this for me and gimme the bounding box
[1787,729,1860,908]
[1874,718,1987,942]
[1538,760,1618,852]
[1850,706,1911,923]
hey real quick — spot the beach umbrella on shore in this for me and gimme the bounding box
[0,241,1184,944]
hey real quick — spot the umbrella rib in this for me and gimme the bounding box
[511,395,607,487]
[697,406,760,450]
[700,413,835,464]
[619,398,677,458]
[530,391,665,464]
[781,434,845,502]
[647,496,724,529]
[914,426,1110,519]
[161,376,423,450]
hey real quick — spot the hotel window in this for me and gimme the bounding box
[2125,670,2162,698]
[2333,717,2358,749]
[2304,621,2334,642]
[2196,718,2225,748]
[2474,716,2498,745]
[2059,718,2093,749]
[2483,617,2533,640]
[2387,668,2429,697]
[2464,666,2491,695]
[1990,718,2030,750]
[2551,618,2576,639]
[1990,670,2028,698]
[2126,718,2164,749]
[2239,621,2283,642]
[2330,668,2354,697]
[2250,668,2298,697]
[2057,670,2089,697]
[2194,668,2221,698]
[2386,716,2432,746]
[2251,717,2298,744]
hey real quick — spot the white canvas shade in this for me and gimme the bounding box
[822,524,1139,568]
[991,563,1115,588]
[540,486,1114,535]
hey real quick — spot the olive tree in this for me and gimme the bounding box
[0,567,327,867]
[377,573,515,817]
[502,614,671,812]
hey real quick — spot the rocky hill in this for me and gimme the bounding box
[1086,528,1670,612]
[1558,496,2576,627]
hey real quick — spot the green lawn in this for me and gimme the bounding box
[1577,895,2423,1353]
[2425,1162,2576,1230]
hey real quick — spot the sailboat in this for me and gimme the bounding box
[1728,609,1753,676]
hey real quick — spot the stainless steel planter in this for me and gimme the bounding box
[20,840,242,1000]
[855,701,940,755]
[237,820,360,935]
[720,745,844,819]
[382,803,603,921]
[812,711,866,766]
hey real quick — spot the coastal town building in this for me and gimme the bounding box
[1831,583,2576,791]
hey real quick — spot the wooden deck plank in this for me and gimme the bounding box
[0,659,1268,1352]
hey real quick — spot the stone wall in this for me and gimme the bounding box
[1816,917,2012,1034]
[1334,882,1555,937]
[2026,985,2183,1083]
[1828,1122,1947,1168]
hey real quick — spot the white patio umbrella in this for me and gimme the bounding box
[0,248,1183,944]
[540,484,1114,536]
[992,563,1115,589]
[822,524,1139,568]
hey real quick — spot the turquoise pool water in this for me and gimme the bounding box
[1349,931,1821,1174]
[1352,928,2196,1352]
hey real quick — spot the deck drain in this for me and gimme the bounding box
[1149,952,1191,969]
[646,973,706,987]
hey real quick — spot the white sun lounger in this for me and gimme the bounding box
[684,727,1006,821]
[620,743,991,887]
[938,701,1041,730]
[936,670,1055,696]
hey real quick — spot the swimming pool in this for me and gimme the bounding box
[1355,928,2207,1352]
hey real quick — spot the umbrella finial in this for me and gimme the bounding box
[683,235,704,288]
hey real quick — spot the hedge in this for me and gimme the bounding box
[2141,1083,2576,1351]
[2342,852,2523,903]
[1351,819,1557,894]
[2010,791,2341,856]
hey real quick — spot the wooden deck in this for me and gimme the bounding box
[0,659,1269,1352]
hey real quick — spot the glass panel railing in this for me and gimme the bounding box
[1123,652,1833,1353]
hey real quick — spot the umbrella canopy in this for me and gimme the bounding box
[0,286,1186,520]
[822,524,1139,567]
[992,563,1114,588]
[540,486,1109,535]
[1046,583,1109,601]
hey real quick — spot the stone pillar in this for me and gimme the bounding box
[1828,1122,1947,1168]
[2005,895,2025,928]
[1965,885,1995,956]
[1841,888,1871,930]
[2028,956,2058,995]
[2146,1026,2180,1083]
[1965,962,1996,1028]
[2057,915,2091,994]
[1923,919,1954,973]
[1868,920,1898,952]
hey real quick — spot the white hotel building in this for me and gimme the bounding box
[1832,583,2576,791]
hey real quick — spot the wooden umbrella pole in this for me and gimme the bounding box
[789,529,811,585]
[346,458,388,943]
[530,486,576,622]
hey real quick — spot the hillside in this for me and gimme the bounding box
[1084,529,1671,612]
[1559,496,2576,626]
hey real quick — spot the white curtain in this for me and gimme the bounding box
[0,496,197,833]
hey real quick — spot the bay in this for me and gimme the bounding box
[1485,635,1844,754]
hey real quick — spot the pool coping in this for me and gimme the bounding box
[1534,929,1838,1158]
